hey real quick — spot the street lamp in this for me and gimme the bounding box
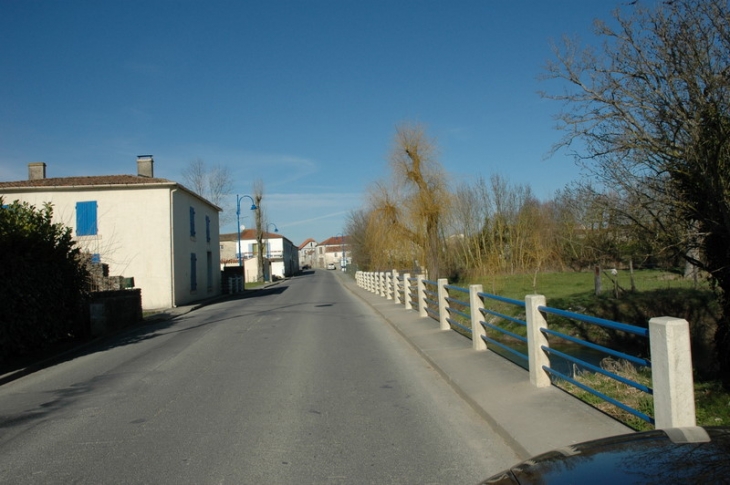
[265,223,278,260]
[236,194,257,267]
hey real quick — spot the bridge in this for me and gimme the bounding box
[0,269,640,483]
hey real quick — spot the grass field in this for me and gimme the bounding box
[469,268,707,301]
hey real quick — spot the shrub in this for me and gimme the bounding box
[0,198,89,362]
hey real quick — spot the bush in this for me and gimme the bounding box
[0,198,89,362]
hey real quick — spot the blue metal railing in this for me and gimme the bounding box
[408,277,419,308]
[475,289,652,424]
[536,304,653,424]
[445,284,471,335]
[478,292,529,364]
[423,280,439,321]
[358,271,672,427]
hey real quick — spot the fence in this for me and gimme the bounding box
[356,270,696,430]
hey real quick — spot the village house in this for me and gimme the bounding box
[316,235,350,269]
[220,229,299,282]
[0,157,222,310]
[298,238,317,269]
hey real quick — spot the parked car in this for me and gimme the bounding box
[327,263,336,270]
[480,427,730,485]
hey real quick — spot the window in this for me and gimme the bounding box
[76,201,98,236]
[189,207,196,237]
[190,253,198,291]
[205,215,211,242]
[91,253,101,264]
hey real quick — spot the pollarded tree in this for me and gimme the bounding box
[0,198,89,362]
[387,123,450,279]
[543,0,730,387]
[253,179,265,282]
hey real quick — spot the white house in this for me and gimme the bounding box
[220,229,299,282]
[317,235,350,269]
[0,157,222,310]
[298,238,317,269]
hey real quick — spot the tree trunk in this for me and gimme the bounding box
[715,309,730,390]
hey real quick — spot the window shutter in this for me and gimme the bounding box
[76,201,98,236]
[189,207,196,237]
[190,253,198,291]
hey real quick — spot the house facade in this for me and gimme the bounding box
[298,238,317,269]
[317,235,350,269]
[0,157,222,310]
[220,229,299,282]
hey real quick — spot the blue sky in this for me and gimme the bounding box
[1,1,622,245]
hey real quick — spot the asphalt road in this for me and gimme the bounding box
[0,270,519,484]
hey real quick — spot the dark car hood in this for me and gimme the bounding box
[481,427,730,485]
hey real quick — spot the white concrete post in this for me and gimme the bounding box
[417,274,427,318]
[525,294,551,388]
[385,271,393,300]
[649,317,696,429]
[437,278,450,330]
[379,272,385,297]
[470,284,486,351]
[392,270,400,303]
[403,273,412,310]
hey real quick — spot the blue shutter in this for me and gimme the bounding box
[190,253,198,291]
[205,215,211,242]
[189,207,196,237]
[76,201,98,236]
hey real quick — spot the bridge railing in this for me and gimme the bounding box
[355,270,696,430]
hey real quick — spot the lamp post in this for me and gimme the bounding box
[265,223,278,260]
[236,194,257,267]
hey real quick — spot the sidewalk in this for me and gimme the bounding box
[336,271,633,459]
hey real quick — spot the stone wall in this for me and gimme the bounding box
[89,289,142,337]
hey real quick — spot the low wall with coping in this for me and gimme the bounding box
[89,289,142,337]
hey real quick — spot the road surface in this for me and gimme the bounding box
[0,270,519,484]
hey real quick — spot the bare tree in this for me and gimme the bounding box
[388,123,450,278]
[543,0,730,388]
[181,158,234,224]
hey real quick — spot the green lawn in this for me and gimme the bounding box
[468,268,706,302]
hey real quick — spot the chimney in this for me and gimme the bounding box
[137,155,154,178]
[28,162,47,180]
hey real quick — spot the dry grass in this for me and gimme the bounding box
[556,357,730,431]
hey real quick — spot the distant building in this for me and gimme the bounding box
[0,157,222,309]
[220,229,299,282]
[298,238,317,269]
[317,235,350,269]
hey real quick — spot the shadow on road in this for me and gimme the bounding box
[0,285,289,387]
